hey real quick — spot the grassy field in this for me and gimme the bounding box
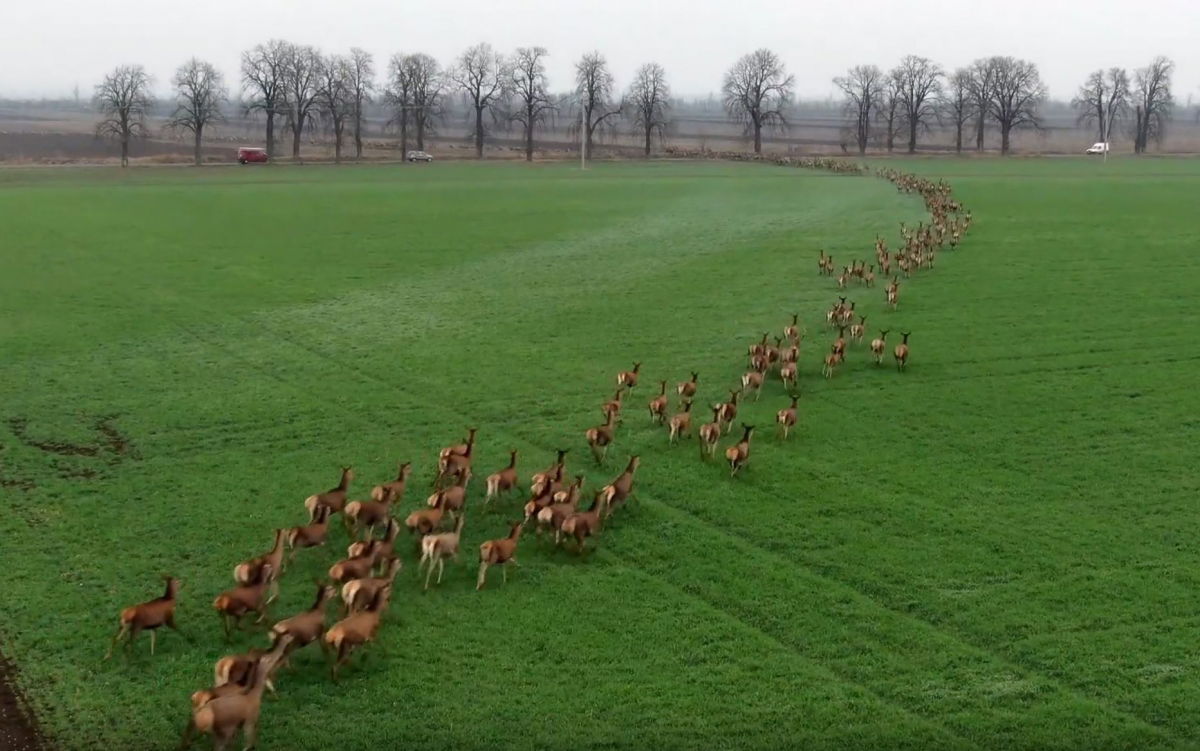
[1,157,1198,750]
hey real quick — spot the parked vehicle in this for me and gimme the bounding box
[1085,142,1110,155]
[406,150,434,163]
[237,147,269,164]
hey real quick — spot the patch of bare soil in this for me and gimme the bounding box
[0,651,45,751]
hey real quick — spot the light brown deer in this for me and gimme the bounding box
[327,543,383,585]
[304,466,353,522]
[213,644,281,697]
[780,341,799,364]
[535,485,582,540]
[668,400,694,444]
[213,565,276,640]
[370,461,412,503]
[347,519,399,571]
[104,575,183,659]
[600,389,625,424]
[698,405,722,460]
[234,529,287,590]
[677,371,699,402]
[850,315,866,344]
[419,512,466,591]
[477,521,524,590]
[833,326,847,358]
[600,455,640,518]
[822,347,843,379]
[269,582,336,664]
[559,492,608,553]
[342,557,403,612]
[741,368,764,402]
[616,361,641,389]
[586,409,618,464]
[647,380,670,425]
[886,277,899,310]
[779,360,797,390]
[427,476,467,516]
[181,634,291,751]
[717,390,740,434]
[870,329,889,365]
[530,449,568,496]
[438,427,478,468]
[776,395,800,439]
[783,313,801,342]
[484,450,519,506]
[894,331,911,372]
[864,264,876,287]
[434,430,476,490]
[324,584,392,682]
[344,485,398,541]
[724,424,755,477]
[405,491,447,536]
[286,506,332,563]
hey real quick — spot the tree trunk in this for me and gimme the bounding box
[974,113,985,151]
[1000,125,1011,155]
[644,126,652,157]
[474,105,485,159]
[907,119,917,154]
[194,124,203,166]
[120,136,129,168]
[886,124,894,153]
[266,112,275,157]
[416,117,425,150]
[334,127,342,164]
[753,119,762,154]
[400,108,408,159]
[525,119,533,162]
[954,122,963,154]
[354,109,363,160]
[292,115,302,161]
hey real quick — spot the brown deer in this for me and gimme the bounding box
[677,371,699,402]
[586,409,618,464]
[600,389,625,424]
[780,341,799,364]
[213,644,281,698]
[741,368,764,402]
[817,249,828,275]
[269,582,336,664]
[616,361,641,389]
[647,380,670,424]
[560,492,608,553]
[668,400,694,444]
[838,301,856,327]
[832,327,847,358]
[427,476,467,516]
[600,455,640,518]
[405,492,447,536]
[286,506,332,563]
[234,529,287,590]
[783,313,801,341]
[764,337,782,369]
[530,449,568,496]
[779,361,797,390]
[484,450,519,506]
[370,461,412,503]
[822,347,843,379]
[347,519,399,571]
[434,430,475,490]
[886,277,899,310]
[864,265,876,287]
[181,634,291,751]
[850,315,866,344]
[343,485,398,541]
[724,424,755,477]
[894,331,911,371]
[104,575,183,659]
[327,543,383,584]
[419,512,466,591]
[870,329,889,365]
[477,521,524,590]
[836,267,848,289]
[535,485,582,541]
[747,333,768,362]
[438,427,478,468]
[304,466,353,522]
[698,405,722,460]
[776,394,799,439]
[213,565,276,640]
[342,557,403,612]
[324,585,392,682]
[717,390,740,434]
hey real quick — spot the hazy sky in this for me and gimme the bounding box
[2,0,1197,102]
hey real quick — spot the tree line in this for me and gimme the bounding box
[91,43,1179,167]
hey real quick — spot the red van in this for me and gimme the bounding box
[237,147,269,165]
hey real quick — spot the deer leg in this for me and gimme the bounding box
[242,718,258,751]
[149,629,157,656]
[424,557,435,591]
[179,718,197,751]
[105,623,129,660]
[436,558,445,584]
[127,625,142,654]
[476,561,489,590]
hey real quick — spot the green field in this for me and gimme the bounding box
[1,157,1198,750]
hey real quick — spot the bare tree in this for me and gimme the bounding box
[316,54,354,163]
[93,65,153,168]
[575,52,622,157]
[876,73,902,153]
[628,63,670,156]
[347,48,374,160]
[944,68,973,154]
[452,43,506,159]
[834,64,882,155]
[722,49,793,154]
[1072,68,1130,145]
[890,55,943,154]
[508,46,554,162]
[241,40,289,157]
[168,58,227,166]
[986,56,1046,155]
[1132,57,1174,154]
[406,53,444,150]
[281,43,322,160]
[967,57,997,151]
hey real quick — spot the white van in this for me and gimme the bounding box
[1085,142,1110,155]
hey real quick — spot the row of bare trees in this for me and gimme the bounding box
[1072,57,1174,153]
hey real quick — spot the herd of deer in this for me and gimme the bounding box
[99,160,968,751]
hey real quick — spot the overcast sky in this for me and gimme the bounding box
[2,0,1197,103]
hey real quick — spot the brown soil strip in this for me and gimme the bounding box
[0,650,46,751]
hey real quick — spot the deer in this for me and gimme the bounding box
[419,512,466,591]
[783,313,801,341]
[724,424,755,477]
[438,427,477,469]
[522,481,558,524]
[886,277,899,310]
[269,581,336,666]
[212,644,281,698]
[324,584,392,682]
[780,341,799,364]
[343,485,398,541]
[600,455,640,519]
[342,557,403,612]
[833,327,847,358]
[434,430,475,490]
[586,409,618,464]
[741,368,764,402]
[717,389,740,434]
[776,395,800,439]
[370,461,412,504]
[180,634,292,751]
[104,575,183,659]
[477,521,524,590]
[822,347,843,379]
[600,389,625,425]
[850,315,866,344]
[779,361,797,390]
[286,506,332,563]
[559,492,608,553]
[667,400,694,444]
[213,564,276,640]
[327,542,383,585]
[405,492,447,536]
[839,301,857,327]
[647,381,670,425]
[303,466,353,523]
[233,529,287,595]
[864,264,876,287]
[677,371,699,403]
[428,476,467,516]
[870,329,889,365]
[764,337,782,369]
[535,484,583,540]
[530,449,568,496]
[894,331,911,372]
[836,267,848,289]
[484,450,520,507]
[817,249,828,275]
[698,405,723,460]
[347,519,399,573]
[616,361,641,389]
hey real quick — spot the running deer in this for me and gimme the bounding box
[522,481,558,524]
[234,529,287,590]
[286,506,332,564]
[779,361,797,390]
[324,585,392,682]
[870,329,889,365]
[342,557,403,612]
[822,347,843,379]
[600,389,625,425]
[213,565,276,640]
[817,249,828,275]
[304,466,353,523]
[428,476,467,516]
[839,301,857,327]
[438,427,477,468]
[327,542,383,585]
[484,450,519,506]
[717,390,740,434]
[837,267,848,289]
[698,405,722,460]
[434,429,476,490]
[477,521,524,590]
[344,485,398,540]
[648,381,670,425]
[833,327,847,358]
[530,449,568,496]
[886,277,899,310]
[616,361,641,389]
[724,424,755,477]
[600,455,640,518]
[864,265,876,287]
[776,395,800,439]
[586,410,618,464]
[560,492,608,553]
[180,634,292,751]
[405,493,447,536]
[747,333,769,362]
[535,484,582,541]
[784,313,801,341]
[765,337,782,369]
[347,519,399,571]
[269,581,336,663]
[780,341,799,364]
[419,512,466,591]
[212,644,281,698]
[370,461,412,503]
[677,371,699,402]
[850,316,866,344]
[741,368,765,402]
[668,400,694,444]
[104,575,183,659]
[894,331,911,372]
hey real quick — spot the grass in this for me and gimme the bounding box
[1,157,1198,750]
